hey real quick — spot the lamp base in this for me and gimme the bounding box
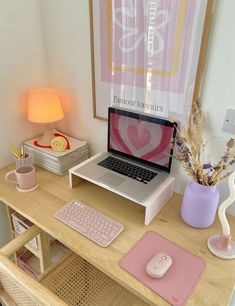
[207,235,235,259]
[36,126,55,147]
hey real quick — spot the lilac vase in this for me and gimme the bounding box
[181,182,220,228]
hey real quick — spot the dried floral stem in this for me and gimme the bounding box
[174,99,235,186]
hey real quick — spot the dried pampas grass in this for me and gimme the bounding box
[174,100,235,186]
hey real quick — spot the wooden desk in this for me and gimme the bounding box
[0,165,234,306]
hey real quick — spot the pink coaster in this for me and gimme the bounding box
[119,231,206,306]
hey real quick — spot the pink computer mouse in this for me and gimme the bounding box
[145,252,172,278]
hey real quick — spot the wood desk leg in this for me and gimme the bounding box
[37,231,51,273]
[6,206,18,264]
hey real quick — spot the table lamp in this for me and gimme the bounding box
[28,88,64,147]
[207,171,235,259]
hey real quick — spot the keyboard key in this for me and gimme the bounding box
[54,200,124,247]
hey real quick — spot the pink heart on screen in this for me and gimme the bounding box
[127,125,151,150]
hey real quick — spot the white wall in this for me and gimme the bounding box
[0,0,48,246]
[41,0,107,154]
[41,0,235,215]
[201,0,235,214]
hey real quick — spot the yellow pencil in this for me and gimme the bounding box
[6,141,22,159]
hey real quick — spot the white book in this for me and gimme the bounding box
[29,155,89,176]
[31,154,90,171]
[23,131,90,175]
[24,146,89,165]
[24,130,88,160]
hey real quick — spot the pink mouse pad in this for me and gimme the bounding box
[119,231,206,306]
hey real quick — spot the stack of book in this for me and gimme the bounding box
[24,132,89,175]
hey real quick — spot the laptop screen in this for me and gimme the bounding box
[108,107,177,173]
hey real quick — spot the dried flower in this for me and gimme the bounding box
[173,99,235,186]
[203,163,212,169]
[227,139,235,149]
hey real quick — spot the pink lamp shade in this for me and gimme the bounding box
[28,88,64,146]
[28,88,64,123]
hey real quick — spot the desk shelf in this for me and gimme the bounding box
[6,206,62,274]
[16,240,69,278]
[13,231,39,257]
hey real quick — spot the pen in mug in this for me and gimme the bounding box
[6,141,23,159]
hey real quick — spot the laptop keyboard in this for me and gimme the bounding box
[98,156,157,184]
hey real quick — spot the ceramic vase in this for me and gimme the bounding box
[180,182,220,228]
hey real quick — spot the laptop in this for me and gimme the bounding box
[75,107,177,203]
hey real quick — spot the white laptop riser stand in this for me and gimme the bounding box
[69,153,175,225]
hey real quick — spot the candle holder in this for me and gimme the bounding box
[207,171,235,259]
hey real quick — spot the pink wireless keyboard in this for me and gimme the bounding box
[54,199,124,247]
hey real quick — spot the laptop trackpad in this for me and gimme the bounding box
[98,173,125,187]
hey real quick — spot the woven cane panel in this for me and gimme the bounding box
[41,253,148,306]
[0,272,37,306]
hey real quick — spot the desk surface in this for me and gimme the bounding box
[0,165,234,306]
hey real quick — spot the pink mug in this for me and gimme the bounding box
[5,165,37,191]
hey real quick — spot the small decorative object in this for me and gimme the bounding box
[7,141,33,167]
[174,100,235,228]
[33,132,70,150]
[27,88,64,147]
[51,136,67,152]
[207,171,235,259]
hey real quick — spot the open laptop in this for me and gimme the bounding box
[75,107,177,203]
